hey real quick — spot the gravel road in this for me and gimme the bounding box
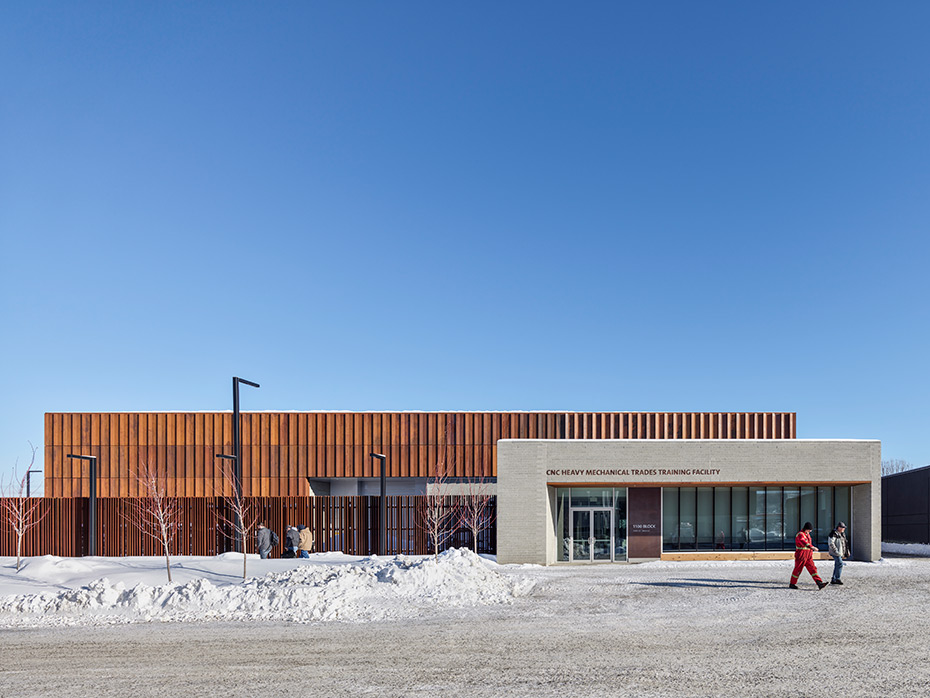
[2,557,928,697]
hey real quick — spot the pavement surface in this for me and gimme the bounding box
[1,557,929,697]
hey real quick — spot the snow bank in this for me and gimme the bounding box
[882,542,930,557]
[0,549,534,628]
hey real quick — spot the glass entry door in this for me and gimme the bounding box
[571,508,614,562]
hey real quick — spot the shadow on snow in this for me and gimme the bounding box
[633,578,786,589]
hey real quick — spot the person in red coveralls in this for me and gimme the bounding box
[789,522,828,590]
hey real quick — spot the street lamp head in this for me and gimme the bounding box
[66,454,97,462]
[215,454,236,461]
[234,377,260,389]
[370,453,386,460]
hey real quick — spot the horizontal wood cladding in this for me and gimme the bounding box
[44,412,796,498]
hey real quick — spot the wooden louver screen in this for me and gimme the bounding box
[44,411,796,498]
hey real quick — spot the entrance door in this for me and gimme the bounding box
[571,508,614,562]
[572,510,590,561]
[592,509,612,560]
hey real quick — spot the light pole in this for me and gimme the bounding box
[215,453,240,552]
[26,468,41,498]
[66,454,98,556]
[370,453,387,555]
[227,376,259,553]
[232,376,260,503]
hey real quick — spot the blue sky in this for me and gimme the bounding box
[2,2,929,489]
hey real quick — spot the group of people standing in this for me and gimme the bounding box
[790,521,850,589]
[254,523,314,559]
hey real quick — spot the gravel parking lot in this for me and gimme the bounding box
[2,557,929,697]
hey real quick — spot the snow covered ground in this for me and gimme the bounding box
[1,546,929,696]
[0,549,533,627]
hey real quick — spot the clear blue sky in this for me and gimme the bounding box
[2,2,929,490]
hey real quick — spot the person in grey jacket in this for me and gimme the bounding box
[285,525,300,557]
[828,522,849,585]
[255,523,278,559]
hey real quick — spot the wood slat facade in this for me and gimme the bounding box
[44,411,796,498]
[0,496,495,558]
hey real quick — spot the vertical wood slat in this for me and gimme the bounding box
[165,414,176,498]
[307,414,317,479]
[273,414,284,498]
[176,414,187,498]
[398,413,408,478]
[146,413,157,497]
[45,414,56,495]
[289,414,299,497]
[298,413,309,484]
[69,414,80,496]
[334,413,344,480]
[60,414,73,497]
[388,412,403,477]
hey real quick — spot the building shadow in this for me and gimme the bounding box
[634,578,785,589]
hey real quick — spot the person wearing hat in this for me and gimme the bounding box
[297,523,314,558]
[284,525,300,558]
[255,522,278,559]
[789,522,828,590]
[828,522,850,585]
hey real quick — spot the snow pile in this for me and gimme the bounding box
[882,542,930,557]
[0,549,534,627]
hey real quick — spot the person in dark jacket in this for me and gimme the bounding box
[828,522,850,585]
[284,525,300,557]
[255,523,278,559]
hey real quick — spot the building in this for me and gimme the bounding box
[42,410,880,562]
[882,465,930,545]
[497,438,880,564]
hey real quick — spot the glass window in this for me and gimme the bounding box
[800,487,817,538]
[816,487,833,549]
[657,485,843,555]
[834,486,851,552]
[713,488,730,549]
[557,488,570,562]
[783,487,800,548]
[570,488,612,508]
[732,487,749,550]
[765,487,784,550]
[748,487,765,550]
[663,488,679,549]
[697,488,714,550]
[614,488,627,561]
[679,487,697,550]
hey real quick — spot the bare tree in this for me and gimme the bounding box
[420,442,458,560]
[1,444,48,572]
[124,461,179,583]
[458,476,496,555]
[215,464,259,581]
[882,459,916,476]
